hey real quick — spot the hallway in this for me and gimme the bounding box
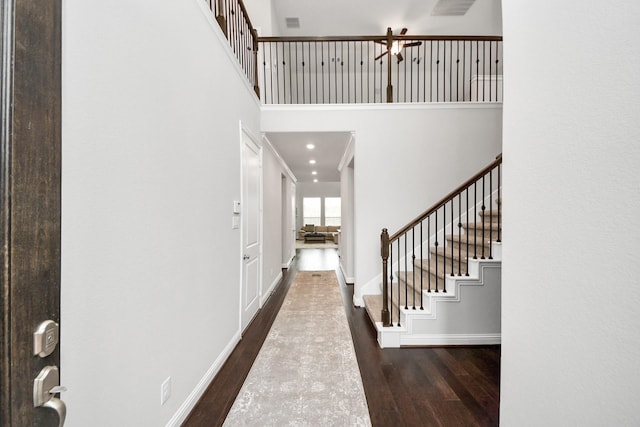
[184,248,500,426]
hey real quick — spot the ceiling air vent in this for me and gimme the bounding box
[285,17,300,29]
[431,0,476,16]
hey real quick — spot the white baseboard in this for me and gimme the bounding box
[281,255,294,269]
[166,330,242,426]
[339,262,354,284]
[261,271,283,306]
[400,333,501,346]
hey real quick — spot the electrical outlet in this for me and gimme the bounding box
[161,377,171,405]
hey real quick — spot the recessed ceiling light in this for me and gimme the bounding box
[313,179,318,183]
[309,159,316,164]
[311,171,317,175]
[306,144,315,150]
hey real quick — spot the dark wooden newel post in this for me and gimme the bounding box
[381,229,391,326]
[385,27,393,103]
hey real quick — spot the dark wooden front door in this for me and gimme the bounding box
[1,0,63,426]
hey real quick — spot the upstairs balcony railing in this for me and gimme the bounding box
[258,31,502,104]
[207,0,503,104]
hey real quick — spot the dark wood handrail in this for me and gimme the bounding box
[258,35,502,43]
[389,154,502,242]
[237,0,257,35]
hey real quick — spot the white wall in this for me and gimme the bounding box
[61,1,261,425]
[339,155,355,284]
[242,0,275,36]
[501,1,640,425]
[262,104,502,304]
[262,143,296,294]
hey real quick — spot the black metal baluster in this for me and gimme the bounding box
[301,42,305,104]
[449,40,452,102]
[367,41,371,103]
[497,163,501,242]
[420,221,424,309]
[430,41,433,102]
[465,187,469,275]
[276,43,281,104]
[474,181,478,259]
[308,42,312,104]
[436,41,440,102]
[409,46,420,102]
[475,40,479,101]
[489,40,492,102]
[442,204,447,293]
[262,43,267,103]
[288,42,292,104]
[404,233,408,309]
[412,228,416,309]
[423,41,427,102]
[321,42,325,104]
[334,42,338,103]
[489,169,493,259]
[434,210,439,292]
[450,198,454,276]
[483,41,486,102]
[481,174,486,259]
[458,193,462,275]
[360,41,363,103]
[397,239,401,326]
[456,40,460,101]
[496,41,500,101]
[427,216,431,293]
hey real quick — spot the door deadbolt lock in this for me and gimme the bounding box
[34,320,59,358]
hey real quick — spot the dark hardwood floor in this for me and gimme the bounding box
[183,248,500,426]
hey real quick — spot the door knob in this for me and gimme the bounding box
[243,254,250,260]
[34,366,67,427]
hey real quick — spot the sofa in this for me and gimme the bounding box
[298,224,340,243]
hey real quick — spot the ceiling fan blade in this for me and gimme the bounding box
[374,40,387,45]
[403,41,422,48]
[374,51,389,61]
[396,52,404,62]
[400,28,408,35]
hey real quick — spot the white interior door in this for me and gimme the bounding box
[241,132,261,331]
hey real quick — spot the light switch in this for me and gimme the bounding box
[233,200,241,214]
[232,216,239,229]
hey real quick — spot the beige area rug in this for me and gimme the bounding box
[295,240,338,249]
[223,271,371,427]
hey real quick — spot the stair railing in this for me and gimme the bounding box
[257,35,502,104]
[204,0,260,98]
[380,154,502,327]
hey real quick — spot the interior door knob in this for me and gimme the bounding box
[43,396,66,427]
[34,366,67,427]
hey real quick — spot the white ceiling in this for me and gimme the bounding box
[252,0,502,183]
[266,132,351,183]
[269,0,502,37]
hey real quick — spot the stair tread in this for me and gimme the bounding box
[415,256,468,276]
[396,268,449,294]
[446,233,495,246]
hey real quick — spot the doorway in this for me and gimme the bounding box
[240,129,262,331]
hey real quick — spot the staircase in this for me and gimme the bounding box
[363,157,502,348]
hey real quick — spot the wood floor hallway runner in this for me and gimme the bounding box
[223,271,371,426]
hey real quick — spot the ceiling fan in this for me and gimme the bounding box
[375,27,423,63]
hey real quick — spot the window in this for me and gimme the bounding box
[324,197,341,226]
[303,197,321,225]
